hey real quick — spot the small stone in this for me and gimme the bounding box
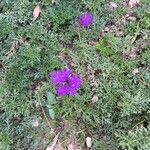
[86,137,92,148]
[132,68,139,75]
[127,16,137,21]
[92,95,98,103]
[104,27,110,32]
[32,119,39,127]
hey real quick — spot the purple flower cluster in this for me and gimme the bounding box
[79,11,93,27]
[50,68,82,96]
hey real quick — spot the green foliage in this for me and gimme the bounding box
[96,37,111,56]
[0,129,11,150]
[140,12,150,29]
[116,127,150,150]
[0,0,150,149]
[47,92,56,119]
[96,33,139,71]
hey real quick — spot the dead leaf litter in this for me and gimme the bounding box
[33,5,41,21]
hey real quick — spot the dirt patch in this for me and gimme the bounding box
[122,30,150,59]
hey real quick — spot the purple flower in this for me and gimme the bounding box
[79,11,93,27]
[57,85,77,96]
[68,74,81,89]
[51,68,71,85]
[50,68,82,96]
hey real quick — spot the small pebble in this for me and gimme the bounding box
[86,137,92,148]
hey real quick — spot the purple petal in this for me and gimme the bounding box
[57,85,70,96]
[68,74,82,89]
[69,88,77,96]
[51,70,62,85]
[50,68,71,85]
[50,68,82,97]
[57,85,78,96]
[61,68,72,79]
[79,12,93,27]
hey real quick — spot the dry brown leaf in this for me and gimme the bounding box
[127,16,137,21]
[68,142,77,150]
[116,30,124,37]
[67,134,78,150]
[33,5,41,21]
[125,14,137,21]
[54,141,64,150]
[129,50,137,58]
[6,37,26,59]
[88,40,97,46]
[86,137,92,148]
[92,95,98,103]
[46,133,60,150]
[129,0,140,8]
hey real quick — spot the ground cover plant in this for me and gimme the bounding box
[0,0,150,149]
